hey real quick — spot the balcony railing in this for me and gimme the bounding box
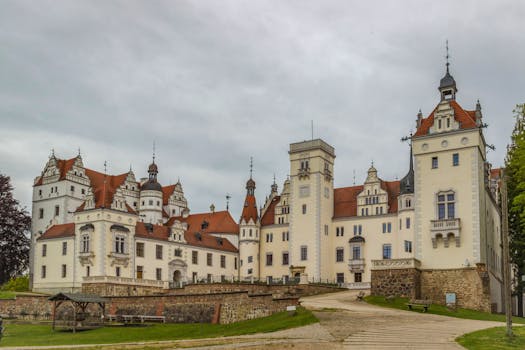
[348,259,365,271]
[430,218,460,231]
[345,282,371,290]
[371,258,421,270]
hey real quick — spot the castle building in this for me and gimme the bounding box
[29,62,503,311]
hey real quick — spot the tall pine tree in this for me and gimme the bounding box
[506,103,525,316]
[0,174,30,285]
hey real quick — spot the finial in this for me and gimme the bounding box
[371,159,374,167]
[177,176,180,184]
[152,141,156,163]
[226,193,231,211]
[445,39,450,73]
[273,174,276,184]
[249,156,253,179]
[51,148,55,158]
[104,160,107,174]
[353,169,356,185]
[78,147,81,157]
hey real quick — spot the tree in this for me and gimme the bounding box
[506,103,525,316]
[0,174,31,285]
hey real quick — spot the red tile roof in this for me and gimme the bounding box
[490,168,501,179]
[135,222,170,240]
[82,169,131,212]
[162,185,176,205]
[414,100,478,137]
[240,195,258,223]
[333,185,363,218]
[333,181,400,219]
[35,157,77,186]
[166,210,239,235]
[184,231,238,253]
[261,196,281,226]
[38,223,75,240]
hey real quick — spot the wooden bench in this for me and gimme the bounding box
[107,314,166,323]
[406,299,431,312]
[356,291,365,301]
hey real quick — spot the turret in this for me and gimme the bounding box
[139,155,163,224]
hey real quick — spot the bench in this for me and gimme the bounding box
[406,299,432,312]
[107,314,166,323]
[356,291,365,301]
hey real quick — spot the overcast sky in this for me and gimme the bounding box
[1,0,523,220]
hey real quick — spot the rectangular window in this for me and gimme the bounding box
[336,227,340,236]
[248,255,253,263]
[70,185,75,192]
[382,223,386,233]
[86,266,90,277]
[453,153,459,166]
[324,225,328,236]
[358,225,362,235]
[282,252,289,265]
[156,268,162,281]
[55,205,60,217]
[336,273,345,284]
[41,265,46,279]
[406,217,411,229]
[302,204,307,214]
[156,245,163,260]
[42,244,47,257]
[137,266,143,279]
[336,248,344,262]
[432,157,438,169]
[61,264,67,278]
[62,241,67,255]
[404,240,413,253]
[81,189,86,195]
[300,246,308,261]
[174,248,182,257]
[438,192,455,219]
[115,266,120,277]
[234,257,238,269]
[136,242,144,257]
[81,235,90,253]
[192,251,198,264]
[353,225,357,235]
[266,253,273,266]
[383,244,392,259]
[247,268,253,275]
[207,253,213,266]
[39,208,44,219]
[387,222,391,233]
[352,246,361,260]
[220,255,226,268]
[354,272,362,283]
[115,236,125,254]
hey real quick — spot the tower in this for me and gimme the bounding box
[139,156,163,224]
[288,139,335,282]
[238,159,260,280]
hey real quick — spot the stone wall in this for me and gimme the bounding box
[0,292,298,324]
[420,265,491,312]
[371,268,421,299]
[82,282,165,297]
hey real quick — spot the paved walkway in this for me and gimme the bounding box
[1,291,506,350]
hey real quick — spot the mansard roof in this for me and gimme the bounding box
[260,195,281,226]
[38,223,75,240]
[414,100,477,137]
[333,180,400,219]
[167,210,239,235]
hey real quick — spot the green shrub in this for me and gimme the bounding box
[1,275,29,292]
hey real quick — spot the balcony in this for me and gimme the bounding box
[430,218,460,231]
[345,282,371,290]
[78,251,94,266]
[348,259,365,272]
[430,218,461,248]
[371,258,421,270]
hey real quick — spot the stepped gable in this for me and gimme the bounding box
[37,223,75,240]
[135,221,170,240]
[260,195,281,226]
[162,184,176,205]
[35,157,77,186]
[414,100,477,137]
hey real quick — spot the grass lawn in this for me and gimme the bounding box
[0,307,317,347]
[457,326,525,350]
[364,296,525,324]
[0,291,15,299]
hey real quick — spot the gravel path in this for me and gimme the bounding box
[2,290,506,350]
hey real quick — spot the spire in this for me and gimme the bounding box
[241,157,258,223]
[249,156,253,179]
[400,142,415,195]
[271,174,278,193]
[439,40,457,101]
[246,157,255,196]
